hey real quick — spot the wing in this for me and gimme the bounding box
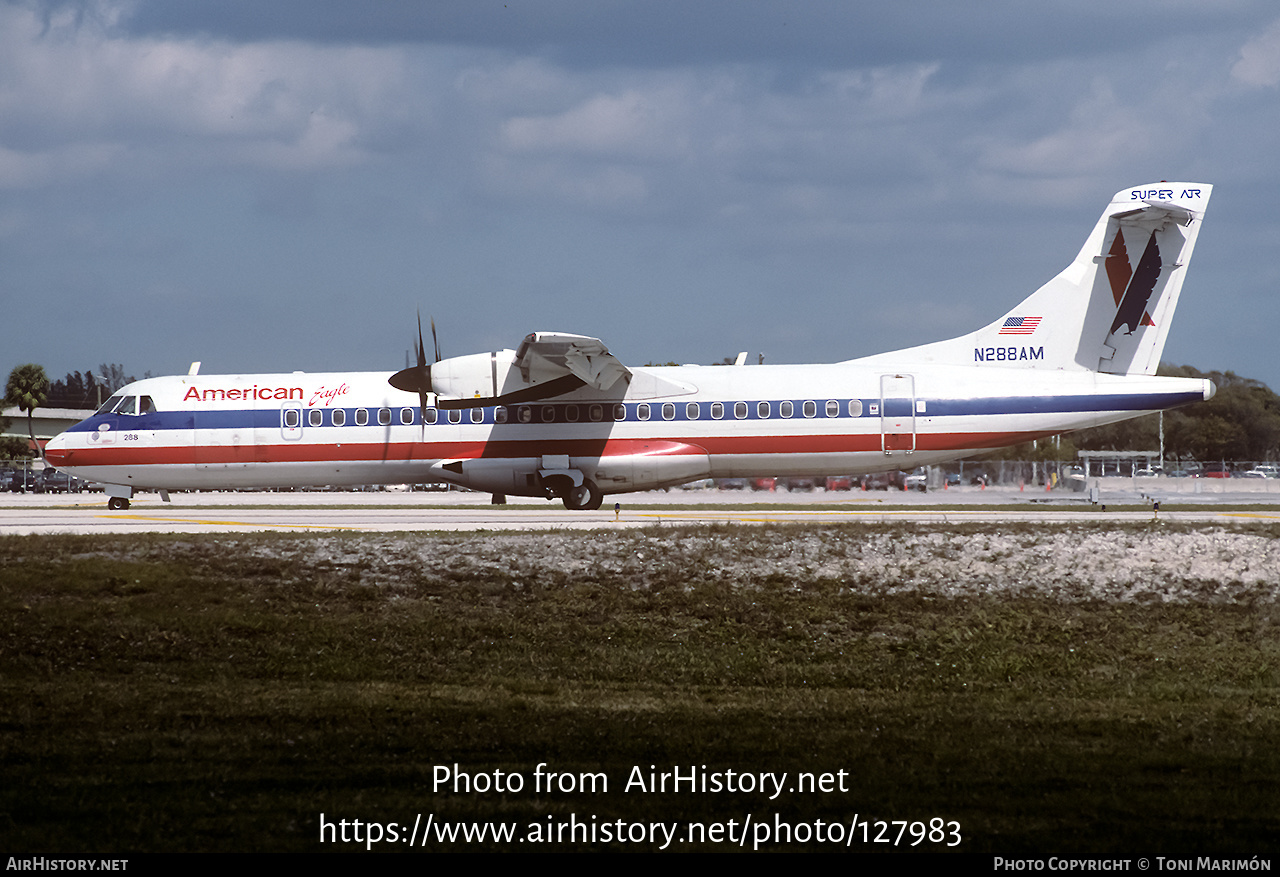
[514,332,631,391]
[392,329,694,409]
[404,332,633,410]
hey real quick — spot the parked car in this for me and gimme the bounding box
[824,475,852,491]
[862,471,907,491]
[904,468,928,491]
[749,478,776,491]
[6,469,40,492]
[38,469,82,494]
[1202,462,1231,478]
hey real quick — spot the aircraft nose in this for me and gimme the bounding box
[44,432,70,467]
[1202,379,1217,401]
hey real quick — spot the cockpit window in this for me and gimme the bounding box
[96,394,123,415]
[115,396,138,416]
[139,396,156,414]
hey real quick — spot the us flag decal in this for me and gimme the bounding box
[998,316,1041,335]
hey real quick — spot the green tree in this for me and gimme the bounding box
[4,363,50,458]
[0,406,28,459]
[1069,364,1280,463]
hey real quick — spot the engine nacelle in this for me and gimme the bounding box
[431,442,712,498]
[429,350,521,402]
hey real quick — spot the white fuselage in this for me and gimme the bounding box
[44,362,1213,498]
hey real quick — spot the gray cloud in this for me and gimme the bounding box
[3,0,1279,393]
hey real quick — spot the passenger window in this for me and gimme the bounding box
[283,408,300,429]
[589,405,603,422]
[541,405,555,422]
[734,401,747,419]
[518,406,532,423]
[803,401,817,418]
[424,408,438,424]
[355,408,369,426]
[826,400,839,417]
[711,402,724,419]
[470,408,484,423]
[848,400,863,417]
[780,401,793,418]
[662,403,675,421]
[686,402,699,420]
[378,408,392,426]
[757,401,770,419]
[637,403,650,421]
[613,403,626,421]
[495,407,508,424]
[448,409,461,424]
[309,408,323,427]
[565,405,579,423]
[332,408,346,427]
[397,407,411,425]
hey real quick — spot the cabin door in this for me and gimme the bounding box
[880,373,916,455]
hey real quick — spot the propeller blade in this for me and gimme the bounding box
[389,310,437,437]
[416,313,428,367]
[389,311,434,395]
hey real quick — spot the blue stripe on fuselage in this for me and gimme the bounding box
[60,391,1201,433]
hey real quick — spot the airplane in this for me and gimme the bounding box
[45,181,1215,511]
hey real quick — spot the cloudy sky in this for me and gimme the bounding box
[4,0,1280,394]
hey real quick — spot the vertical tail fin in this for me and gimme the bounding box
[853,182,1211,375]
[1087,184,1210,375]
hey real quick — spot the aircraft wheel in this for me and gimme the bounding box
[563,480,603,511]
[107,497,130,511]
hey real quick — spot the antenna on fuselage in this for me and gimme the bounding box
[188,362,201,376]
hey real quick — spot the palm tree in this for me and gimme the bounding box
[5,363,50,459]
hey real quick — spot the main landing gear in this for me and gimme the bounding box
[562,479,603,511]
[107,497,130,511]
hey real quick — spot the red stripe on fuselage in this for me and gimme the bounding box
[51,429,1054,470]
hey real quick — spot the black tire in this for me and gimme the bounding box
[107,497,130,511]
[563,480,603,511]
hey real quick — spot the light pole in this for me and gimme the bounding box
[89,373,108,409]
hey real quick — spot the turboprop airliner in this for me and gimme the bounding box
[45,182,1216,511]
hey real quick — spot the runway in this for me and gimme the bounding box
[4,487,1280,533]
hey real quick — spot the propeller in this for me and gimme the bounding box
[388,312,438,430]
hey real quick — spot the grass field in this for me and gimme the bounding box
[2,523,1278,852]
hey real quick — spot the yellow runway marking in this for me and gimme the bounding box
[98,514,360,530]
